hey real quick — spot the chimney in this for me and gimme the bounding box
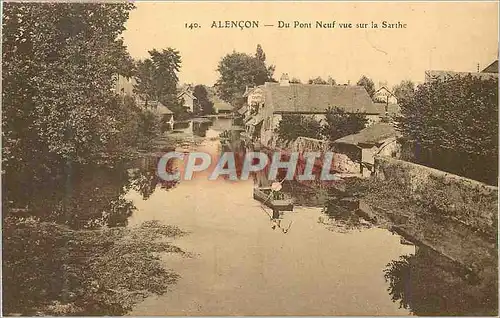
[280,73,290,86]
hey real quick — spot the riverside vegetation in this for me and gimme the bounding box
[2,3,188,315]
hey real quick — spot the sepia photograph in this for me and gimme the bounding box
[2,1,499,316]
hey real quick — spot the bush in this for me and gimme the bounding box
[275,114,322,142]
[321,107,368,141]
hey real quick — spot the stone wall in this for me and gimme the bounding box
[373,156,498,236]
[290,136,330,152]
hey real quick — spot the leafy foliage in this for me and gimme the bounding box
[215,45,275,107]
[308,76,336,85]
[392,80,415,104]
[3,218,186,316]
[384,248,498,316]
[395,75,498,185]
[2,3,185,315]
[356,75,376,98]
[308,77,328,85]
[2,2,135,165]
[193,84,214,115]
[321,107,368,141]
[255,44,266,62]
[275,114,322,142]
[133,48,187,119]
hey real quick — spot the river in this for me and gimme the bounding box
[16,116,492,315]
[124,118,417,315]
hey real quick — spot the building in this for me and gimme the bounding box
[245,74,382,146]
[425,60,499,83]
[332,122,401,177]
[213,101,233,114]
[153,101,174,126]
[113,74,136,96]
[374,102,401,117]
[136,98,174,126]
[177,88,197,113]
[481,60,498,73]
[373,86,398,105]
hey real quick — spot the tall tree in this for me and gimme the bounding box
[133,48,182,110]
[255,44,266,62]
[327,76,337,86]
[215,45,274,107]
[392,80,416,104]
[193,84,214,115]
[357,75,376,98]
[2,2,135,176]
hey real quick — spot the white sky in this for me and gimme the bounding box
[122,1,499,87]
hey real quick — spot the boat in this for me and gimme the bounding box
[253,187,294,211]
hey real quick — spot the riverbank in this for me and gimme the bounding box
[3,219,186,316]
[328,176,498,315]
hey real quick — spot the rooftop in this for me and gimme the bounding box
[263,82,379,114]
[333,122,400,147]
[425,70,498,82]
[482,60,498,73]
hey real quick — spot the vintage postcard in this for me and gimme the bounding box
[2,1,498,316]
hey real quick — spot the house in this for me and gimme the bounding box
[247,74,383,146]
[374,102,401,117]
[237,105,248,117]
[481,60,498,73]
[177,88,197,113]
[373,86,398,104]
[425,68,498,82]
[332,122,401,177]
[213,101,233,114]
[153,101,174,126]
[136,98,174,126]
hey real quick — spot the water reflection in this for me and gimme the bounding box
[321,197,373,233]
[130,155,179,200]
[192,120,212,137]
[384,245,498,316]
[173,121,191,132]
[15,156,178,230]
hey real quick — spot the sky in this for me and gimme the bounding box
[122,1,499,88]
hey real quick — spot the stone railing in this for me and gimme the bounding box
[373,156,498,236]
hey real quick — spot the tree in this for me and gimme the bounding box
[357,75,376,98]
[321,107,368,141]
[392,80,416,104]
[133,48,182,111]
[327,76,337,86]
[307,76,336,85]
[215,45,274,107]
[276,114,322,142]
[308,77,328,85]
[2,2,137,210]
[193,84,214,115]
[255,44,266,62]
[290,77,302,84]
[396,75,498,185]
